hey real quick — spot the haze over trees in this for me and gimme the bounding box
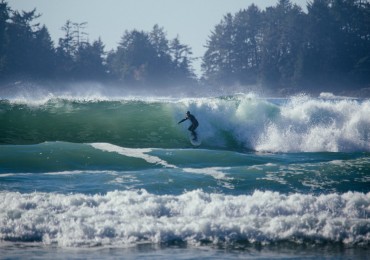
[0,0,196,87]
[107,25,196,87]
[202,0,370,94]
[0,0,369,95]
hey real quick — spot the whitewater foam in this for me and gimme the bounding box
[0,190,368,247]
[255,97,370,152]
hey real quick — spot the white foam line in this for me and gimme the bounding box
[0,171,120,177]
[0,174,16,177]
[44,170,118,176]
[183,167,232,180]
[90,143,177,168]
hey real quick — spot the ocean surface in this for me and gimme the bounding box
[0,90,369,259]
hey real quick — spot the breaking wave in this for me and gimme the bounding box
[1,93,369,152]
[1,190,369,247]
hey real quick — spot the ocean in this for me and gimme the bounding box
[0,90,369,259]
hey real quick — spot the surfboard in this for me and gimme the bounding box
[189,132,201,146]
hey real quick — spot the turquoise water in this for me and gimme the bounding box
[0,92,369,259]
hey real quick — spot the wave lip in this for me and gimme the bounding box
[0,190,369,247]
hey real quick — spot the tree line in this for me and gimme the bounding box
[203,0,370,93]
[0,0,369,93]
[0,0,196,87]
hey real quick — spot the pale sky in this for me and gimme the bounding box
[7,0,308,74]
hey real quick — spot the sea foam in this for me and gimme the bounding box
[0,190,369,247]
[90,143,176,168]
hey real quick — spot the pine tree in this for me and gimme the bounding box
[202,13,235,85]
[0,0,10,76]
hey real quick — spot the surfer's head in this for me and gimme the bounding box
[186,111,190,115]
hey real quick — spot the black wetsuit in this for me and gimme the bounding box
[178,113,199,138]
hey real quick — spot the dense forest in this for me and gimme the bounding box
[0,0,369,95]
[203,0,370,94]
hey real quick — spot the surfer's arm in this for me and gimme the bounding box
[178,118,187,124]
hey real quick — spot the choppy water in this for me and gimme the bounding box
[0,91,369,259]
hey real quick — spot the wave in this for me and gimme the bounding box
[0,190,369,247]
[1,141,369,195]
[1,93,369,152]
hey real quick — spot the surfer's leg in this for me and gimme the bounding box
[191,124,198,140]
[191,127,197,140]
[188,125,197,140]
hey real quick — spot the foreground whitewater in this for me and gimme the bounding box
[0,92,369,259]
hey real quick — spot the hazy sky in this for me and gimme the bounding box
[7,0,308,73]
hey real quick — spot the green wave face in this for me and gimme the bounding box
[0,100,187,147]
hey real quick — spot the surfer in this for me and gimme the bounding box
[178,111,199,140]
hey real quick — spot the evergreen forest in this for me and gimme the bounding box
[0,0,369,95]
